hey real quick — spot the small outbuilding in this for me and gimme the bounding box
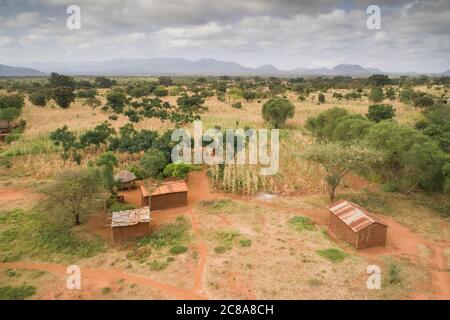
[111,206,151,242]
[141,180,188,211]
[328,200,388,249]
[115,170,137,190]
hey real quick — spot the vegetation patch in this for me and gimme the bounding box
[169,245,188,255]
[316,248,348,263]
[288,216,316,232]
[0,285,36,300]
[138,216,191,250]
[0,208,106,263]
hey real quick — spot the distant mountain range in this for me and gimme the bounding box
[1,58,449,77]
[0,64,46,77]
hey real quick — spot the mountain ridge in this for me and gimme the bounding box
[3,58,448,76]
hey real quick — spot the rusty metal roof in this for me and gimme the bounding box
[111,207,151,228]
[327,200,387,232]
[151,181,188,196]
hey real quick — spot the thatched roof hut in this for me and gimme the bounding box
[115,170,137,183]
[115,170,137,190]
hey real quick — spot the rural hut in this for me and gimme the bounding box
[115,170,137,190]
[327,200,388,249]
[111,206,151,242]
[141,180,188,211]
[0,120,11,141]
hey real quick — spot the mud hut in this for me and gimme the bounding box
[328,200,388,249]
[115,170,137,190]
[111,206,151,242]
[141,181,188,211]
[0,120,11,141]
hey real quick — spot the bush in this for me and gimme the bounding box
[239,239,252,247]
[262,98,295,128]
[108,202,136,213]
[316,248,347,263]
[214,246,227,254]
[169,245,188,255]
[148,259,169,271]
[29,91,48,106]
[366,104,396,123]
[369,86,384,103]
[388,263,402,284]
[163,163,193,179]
[140,148,167,178]
[0,285,36,300]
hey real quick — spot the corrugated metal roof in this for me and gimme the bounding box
[140,185,149,198]
[327,200,387,232]
[151,181,188,196]
[111,207,151,228]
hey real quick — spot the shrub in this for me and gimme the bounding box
[239,239,252,247]
[140,148,167,178]
[108,202,136,213]
[214,246,227,254]
[169,245,188,255]
[366,104,396,123]
[0,285,36,300]
[101,287,111,294]
[262,98,295,128]
[369,86,384,103]
[29,91,48,106]
[388,263,402,284]
[316,248,347,263]
[163,163,193,179]
[148,259,169,271]
[318,93,326,104]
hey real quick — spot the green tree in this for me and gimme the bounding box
[365,121,447,193]
[303,143,382,201]
[318,93,326,104]
[366,104,396,123]
[305,107,349,142]
[369,86,384,103]
[413,96,434,109]
[262,98,295,128]
[96,152,118,194]
[106,90,128,113]
[52,86,76,109]
[29,91,48,106]
[140,148,167,178]
[41,169,107,226]
[153,85,169,97]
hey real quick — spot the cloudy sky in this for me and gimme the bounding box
[0,0,449,73]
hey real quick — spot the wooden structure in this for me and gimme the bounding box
[111,207,151,242]
[328,200,388,249]
[141,181,188,211]
[0,120,11,141]
[115,170,137,190]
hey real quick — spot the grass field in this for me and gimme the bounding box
[0,83,449,300]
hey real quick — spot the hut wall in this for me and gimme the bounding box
[150,192,188,211]
[356,223,387,249]
[329,212,357,248]
[113,222,150,242]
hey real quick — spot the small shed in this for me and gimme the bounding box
[111,206,151,242]
[141,180,188,211]
[328,200,388,249]
[115,170,137,190]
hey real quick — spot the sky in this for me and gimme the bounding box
[0,0,449,73]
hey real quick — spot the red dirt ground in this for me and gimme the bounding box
[240,196,450,300]
[1,171,449,299]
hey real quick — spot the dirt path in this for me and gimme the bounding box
[240,196,450,300]
[0,171,218,300]
[0,262,204,300]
